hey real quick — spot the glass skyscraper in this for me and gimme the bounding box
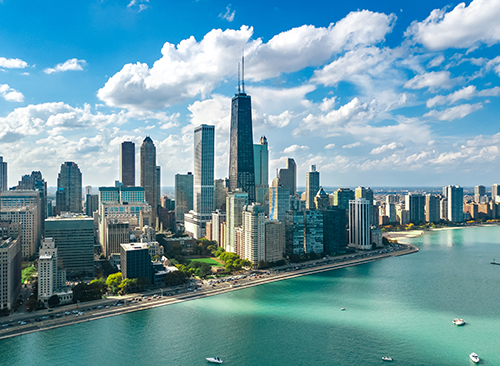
[229,80,256,202]
[140,137,157,216]
[120,141,135,187]
[56,162,82,214]
[193,125,215,217]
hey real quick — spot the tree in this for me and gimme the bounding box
[106,272,123,294]
[48,295,60,308]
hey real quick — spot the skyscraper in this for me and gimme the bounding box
[15,171,48,225]
[306,165,320,210]
[228,59,256,202]
[349,198,372,250]
[140,137,157,215]
[193,125,215,217]
[492,184,500,203]
[226,190,248,253]
[274,158,296,197]
[184,125,215,238]
[405,193,425,224]
[242,203,265,266]
[254,136,269,206]
[0,156,7,192]
[444,185,464,223]
[175,173,193,222]
[56,162,82,214]
[120,141,135,187]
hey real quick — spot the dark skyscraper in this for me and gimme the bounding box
[120,141,135,187]
[56,162,82,214]
[140,137,157,214]
[228,58,256,202]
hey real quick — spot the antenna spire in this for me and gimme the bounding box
[237,61,241,94]
[242,54,245,94]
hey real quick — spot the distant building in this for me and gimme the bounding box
[305,165,320,210]
[269,186,290,222]
[0,190,42,258]
[0,156,7,192]
[314,188,330,210]
[213,179,227,211]
[425,194,440,224]
[211,210,226,245]
[175,173,193,222]
[274,158,297,197]
[14,171,48,227]
[264,221,285,263]
[56,162,82,214]
[323,208,348,254]
[140,137,158,217]
[444,185,464,223]
[304,210,323,254]
[492,184,500,203]
[285,211,305,256]
[254,136,269,210]
[85,194,98,217]
[120,243,151,284]
[355,186,375,225]
[349,198,371,250]
[242,203,266,266]
[405,193,425,224]
[333,188,354,211]
[38,238,72,305]
[120,141,135,187]
[0,236,22,311]
[45,215,94,277]
[226,190,248,253]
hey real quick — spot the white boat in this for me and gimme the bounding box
[453,318,465,326]
[469,353,479,363]
[382,356,393,362]
[340,308,345,311]
[206,357,223,364]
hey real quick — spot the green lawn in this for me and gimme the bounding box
[189,258,223,266]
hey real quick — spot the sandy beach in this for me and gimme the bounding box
[0,243,418,341]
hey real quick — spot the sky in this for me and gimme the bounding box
[1,0,500,189]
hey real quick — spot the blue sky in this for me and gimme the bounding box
[1,0,500,189]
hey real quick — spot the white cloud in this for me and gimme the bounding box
[370,142,403,154]
[426,85,476,107]
[404,71,456,90]
[406,0,500,50]
[0,84,24,102]
[219,5,235,22]
[0,57,28,69]
[98,10,395,110]
[128,0,149,12]
[44,59,86,74]
[424,103,483,121]
[427,55,445,68]
[283,144,309,154]
[265,110,294,128]
[325,143,336,149]
[342,142,362,149]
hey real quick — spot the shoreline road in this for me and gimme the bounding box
[0,243,418,341]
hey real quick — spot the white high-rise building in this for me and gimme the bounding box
[444,185,464,223]
[226,190,248,253]
[242,203,265,266]
[185,125,215,239]
[38,238,72,305]
[349,198,372,250]
[0,156,7,192]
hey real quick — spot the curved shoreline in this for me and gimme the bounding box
[0,243,418,341]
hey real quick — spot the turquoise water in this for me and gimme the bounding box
[1,226,500,365]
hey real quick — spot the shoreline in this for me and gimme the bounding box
[0,243,418,341]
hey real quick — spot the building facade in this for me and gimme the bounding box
[120,141,135,187]
[228,77,256,202]
[254,136,269,209]
[120,243,151,283]
[56,162,82,214]
[0,156,7,192]
[140,137,157,216]
[305,165,320,210]
[175,173,193,222]
[349,198,372,250]
[38,238,72,305]
[242,204,265,266]
[0,236,21,311]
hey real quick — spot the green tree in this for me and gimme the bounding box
[48,294,60,308]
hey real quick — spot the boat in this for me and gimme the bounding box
[469,352,479,363]
[340,308,345,311]
[453,318,465,326]
[382,356,393,361]
[206,356,223,364]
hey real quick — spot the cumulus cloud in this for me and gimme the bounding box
[404,71,457,90]
[219,5,235,22]
[370,142,403,154]
[98,10,395,110]
[342,142,362,149]
[0,84,24,102]
[0,57,28,69]
[426,85,500,108]
[128,0,149,12]
[325,143,336,149]
[406,0,500,50]
[44,59,86,74]
[283,144,309,154]
[264,110,294,128]
[424,103,483,121]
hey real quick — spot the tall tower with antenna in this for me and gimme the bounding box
[228,55,256,202]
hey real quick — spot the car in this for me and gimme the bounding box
[20,321,27,325]
[48,309,53,312]
[56,314,62,318]
[97,306,103,309]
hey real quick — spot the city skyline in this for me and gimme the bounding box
[1,0,500,188]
